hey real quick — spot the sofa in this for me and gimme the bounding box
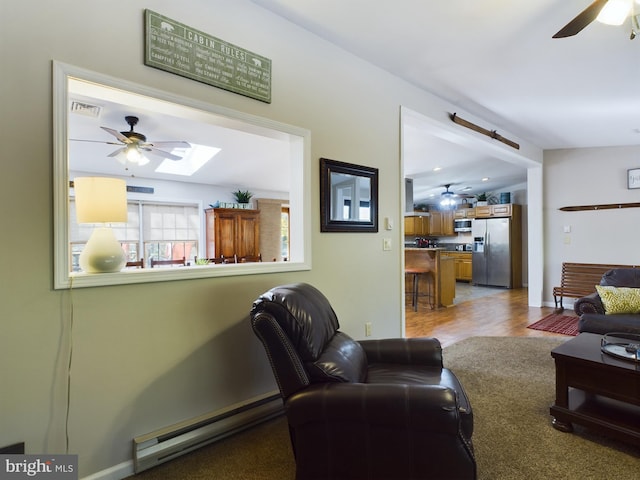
[575,268,640,335]
[250,282,476,480]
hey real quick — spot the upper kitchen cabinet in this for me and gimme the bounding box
[405,210,455,236]
[441,210,455,236]
[206,208,260,259]
[404,215,430,236]
[428,211,455,236]
[429,212,442,235]
[454,207,476,219]
[475,204,514,218]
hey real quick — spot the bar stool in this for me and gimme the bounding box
[405,267,434,311]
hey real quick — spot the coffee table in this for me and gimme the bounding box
[550,332,640,446]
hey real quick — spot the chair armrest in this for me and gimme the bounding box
[574,293,605,316]
[286,382,460,433]
[358,337,442,367]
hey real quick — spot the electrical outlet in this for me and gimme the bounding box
[365,322,372,337]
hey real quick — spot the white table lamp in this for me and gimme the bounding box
[75,177,128,273]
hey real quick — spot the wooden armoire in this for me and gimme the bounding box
[205,208,260,259]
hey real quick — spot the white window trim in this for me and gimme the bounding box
[53,61,311,289]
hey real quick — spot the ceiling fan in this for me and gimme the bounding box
[440,184,474,207]
[553,0,640,38]
[72,116,191,165]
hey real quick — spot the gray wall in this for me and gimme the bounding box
[543,146,640,307]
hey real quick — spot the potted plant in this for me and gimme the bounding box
[475,192,490,206]
[232,189,253,204]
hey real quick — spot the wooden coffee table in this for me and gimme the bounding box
[550,332,640,446]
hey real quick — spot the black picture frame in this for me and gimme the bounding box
[627,168,640,189]
[320,158,378,232]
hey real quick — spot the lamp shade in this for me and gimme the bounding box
[75,177,127,223]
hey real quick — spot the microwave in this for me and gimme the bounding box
[454,219,472,232]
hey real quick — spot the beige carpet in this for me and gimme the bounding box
[128,336,640,479]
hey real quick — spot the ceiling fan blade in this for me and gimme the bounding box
[100,126,132,144]
[143,146,184,161]
[145,141,192,149]
[553,0,610,38]
[107,147,125,157]
[69,138,122,145]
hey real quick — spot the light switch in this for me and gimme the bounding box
[383,238,392,251]
[384,217,393,230]
[563,235,571,244]
[563,225,571,233]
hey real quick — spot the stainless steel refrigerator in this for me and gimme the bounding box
[472,217,513,288]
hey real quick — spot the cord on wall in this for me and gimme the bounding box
[66,276,75,454]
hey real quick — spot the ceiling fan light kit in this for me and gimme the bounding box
[598,0,633,25]
[440,184,458,208]
[121,144,150,166]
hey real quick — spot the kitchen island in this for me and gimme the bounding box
[405,248,455,308]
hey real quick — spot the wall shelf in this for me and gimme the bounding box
[559,202,640,212]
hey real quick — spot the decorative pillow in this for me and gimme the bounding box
[595,285,640,314]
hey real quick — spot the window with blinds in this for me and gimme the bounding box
[69,200,199,270]
[142,203,199,266]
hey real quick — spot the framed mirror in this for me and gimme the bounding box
[53,61,311,289]
[320,158,378,232]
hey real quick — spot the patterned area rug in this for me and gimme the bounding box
[527,313,580,336]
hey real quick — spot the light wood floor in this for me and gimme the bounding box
[405,285,576,347]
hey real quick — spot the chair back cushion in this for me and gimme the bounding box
[251,283,366,383]
[308,331,367,383]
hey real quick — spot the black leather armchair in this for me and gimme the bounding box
[250,283,476,480]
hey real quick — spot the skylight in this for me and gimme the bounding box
[155,144,221,176]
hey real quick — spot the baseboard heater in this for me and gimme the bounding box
[133,392,283,473]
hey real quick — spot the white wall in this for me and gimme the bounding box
[544,146,640,307]
[1,1,542,477]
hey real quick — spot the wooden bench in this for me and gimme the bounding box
[553,262,633,310]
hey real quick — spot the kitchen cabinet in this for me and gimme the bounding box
[454,207,476,219]
[439,256,456,307]
[441,210,455,235]
[429,212,442,235]
[405,211,454,236]
[422,211,455,236]
[448,252,473,282]
[405,248,455,308]
[475,203,513,218]
[205,208,260,258]
[404,215,430,236]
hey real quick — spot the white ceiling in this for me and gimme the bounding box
[68,81,292,193]
[250,0,640,202]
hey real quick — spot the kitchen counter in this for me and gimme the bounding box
[405,248,455,308]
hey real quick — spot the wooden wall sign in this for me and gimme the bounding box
[144,10,272,103]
